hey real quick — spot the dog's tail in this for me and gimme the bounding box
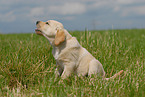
[105,70,123,80]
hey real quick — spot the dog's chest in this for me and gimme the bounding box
[52,47,59,59]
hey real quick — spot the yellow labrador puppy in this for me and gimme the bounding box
[35,20,123,80]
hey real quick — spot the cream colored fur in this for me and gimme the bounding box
[35,20,123,80]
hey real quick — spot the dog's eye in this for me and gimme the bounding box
[46,22,49,25]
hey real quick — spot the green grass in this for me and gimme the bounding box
[0,29,145,96]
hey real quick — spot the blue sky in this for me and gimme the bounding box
[0,0,145,33]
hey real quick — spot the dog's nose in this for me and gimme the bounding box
[36,21,40,25]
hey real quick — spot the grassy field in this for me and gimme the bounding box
[0,29,145,96]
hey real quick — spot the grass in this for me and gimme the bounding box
[0,29,145,96]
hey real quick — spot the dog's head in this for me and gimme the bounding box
[35,20,65,46]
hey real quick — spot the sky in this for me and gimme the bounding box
[0,0,145,33]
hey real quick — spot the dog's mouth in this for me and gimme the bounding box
[35,29,43,36]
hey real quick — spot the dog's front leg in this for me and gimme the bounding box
[54,63,64,81]
[61,63,74,79]
[55,62,63,77]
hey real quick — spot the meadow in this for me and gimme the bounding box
[0,29,145,96]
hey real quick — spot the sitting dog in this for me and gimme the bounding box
[35,20,123,80]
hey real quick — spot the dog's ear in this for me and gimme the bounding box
[55,29,65,46]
